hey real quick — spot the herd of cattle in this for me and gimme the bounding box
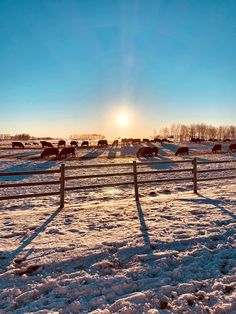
[10,139,236,160]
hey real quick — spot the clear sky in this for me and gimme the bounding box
[1,0,236,138]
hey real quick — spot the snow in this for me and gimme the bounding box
[0,142,236,313]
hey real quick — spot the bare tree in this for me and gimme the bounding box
[156,123,236,142]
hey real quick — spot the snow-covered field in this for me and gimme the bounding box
[0,142,236,313]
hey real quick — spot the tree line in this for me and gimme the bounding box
[0,134,55,141]
[158,124,236,142]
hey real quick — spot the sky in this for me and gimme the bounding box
[1,0,236,138]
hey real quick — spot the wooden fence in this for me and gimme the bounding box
[0,158,236,208]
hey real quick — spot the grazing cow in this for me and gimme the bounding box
[12,141,24,149]
[154,138,162,143]
[81,141,89,147]
[161,138,168,143]
[57,147,75,159]
[228,143,236,153]
[212,144,222,153]
[112,140,118,147]
[121,138,128,145]
[142,138,150,143]
[40,141,53,148]
[137,147,158,158]
[121,138,132,146]
[70,140,78,147]
[223,139,231,142]
[58,140,66,148]
[132,138,141,145]
[175,147,189,156]
[98,140,108,147]
[191,137,201,143]
[41,148,59,159]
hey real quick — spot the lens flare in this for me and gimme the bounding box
[117,114,128,126]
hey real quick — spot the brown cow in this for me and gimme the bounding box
[191,137,201,143]
[112,140,118,147]
[154,138,162,143]
[161,138,168,143]
[70,140,78,147]
[81,141,89,147]
[98,140,108,147]
[137,147,158,158]
[41,148,59,159]
[121,138,127,145]
[132,138,141,145]
[12,141,25,149]
[58,140,66,148]
[175,147,189,156]
[57,147,75,159]
[40,141,53,148]
[212,144,221,153]
[228,143,236,153]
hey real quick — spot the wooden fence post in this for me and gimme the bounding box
[60,164,65,208]
[133,161,139,202]
[192,158,197,194]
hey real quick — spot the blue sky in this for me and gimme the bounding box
[1,0,236,138]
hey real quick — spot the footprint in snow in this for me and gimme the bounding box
[160,215,174,220]
[64,218,73,225]
[46,228,64,235]
[68,229,79,233]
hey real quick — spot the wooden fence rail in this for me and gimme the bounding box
[0,158,235,207]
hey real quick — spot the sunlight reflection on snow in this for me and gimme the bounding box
[103,187,121,195]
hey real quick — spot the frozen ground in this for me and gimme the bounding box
[0,143,236,313]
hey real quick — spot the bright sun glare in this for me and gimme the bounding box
[117,114,128,126]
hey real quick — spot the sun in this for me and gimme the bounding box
[117,114,128,126]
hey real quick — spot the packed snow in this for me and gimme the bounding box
[0,141,236,313]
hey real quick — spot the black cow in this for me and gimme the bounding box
[98,140,108,147]
[12,141,24,149]
[40,141,53,148]
[112,140,118,147]
[57,147,75,159]
[41,148,59,159]
[81,141,89,147]
[70,141,78,147]
[154,138,162,143]
[137,147,158,158]
[58,140,66,148]
[212,144,222,153]
[142,138,150,143]
[175,147,189,156]
[228,143,236,153]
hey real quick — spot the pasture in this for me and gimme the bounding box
[0,140,236,313]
